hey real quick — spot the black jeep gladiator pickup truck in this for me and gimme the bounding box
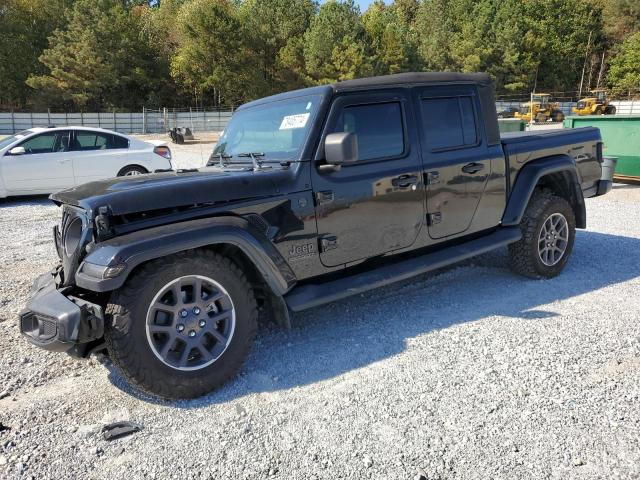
[20,72,612,399]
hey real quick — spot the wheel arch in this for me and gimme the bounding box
[117,164,148,176]
[76,216,296,317]
[502,155,586,229]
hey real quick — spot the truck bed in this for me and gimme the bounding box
[501,127,603,196]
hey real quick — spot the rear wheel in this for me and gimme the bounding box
[509,190,576,279]
[104,250,258,399]
[604,105,616,115]
[552,110,565,122]
[118,165,147,176]
[594,106,603,115]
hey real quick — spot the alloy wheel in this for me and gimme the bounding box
[145,275,236,371]
[538,213,569,266]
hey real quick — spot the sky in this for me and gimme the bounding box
[356,0,381,9]
[321,0,388,12]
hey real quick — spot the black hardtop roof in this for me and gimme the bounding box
[239,72,492,110]
[333,72,491,91]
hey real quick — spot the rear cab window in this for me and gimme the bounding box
[417,85,482,152]
[420,96,478,150]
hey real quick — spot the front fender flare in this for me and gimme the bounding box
[502,155,586,228]
[75,216,296,296]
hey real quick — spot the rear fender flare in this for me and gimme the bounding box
[502,155,586,228]
[75,216,296,296]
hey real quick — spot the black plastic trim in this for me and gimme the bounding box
[502,155,586,228]
[76,216,295,295]
[284,227,521,312]
[596,179,612,196]
[19,273,104,352]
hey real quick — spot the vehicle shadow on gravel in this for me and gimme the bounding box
[106,230,640,407]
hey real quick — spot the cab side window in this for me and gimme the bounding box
[332,102,404,161]
[420,96,478,150]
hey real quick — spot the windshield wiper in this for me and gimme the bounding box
[207,152,231,168]
[237,152,266,171]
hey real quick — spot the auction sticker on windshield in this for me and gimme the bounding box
[280,113,310,130]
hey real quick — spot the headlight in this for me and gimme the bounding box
[58,205,91,286]
[63,216,83,257]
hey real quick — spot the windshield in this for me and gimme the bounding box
[0,130,31,150]
[212,95,322,162]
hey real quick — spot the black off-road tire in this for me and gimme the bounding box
[104,249,258,400]
[508,189,576,279]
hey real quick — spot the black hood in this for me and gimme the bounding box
[50,167,295,216]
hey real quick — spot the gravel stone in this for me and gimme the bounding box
[0,176,639,479]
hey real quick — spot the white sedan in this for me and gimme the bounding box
[0,126,172,198]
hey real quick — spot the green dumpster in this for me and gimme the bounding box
[498,119,526,133]
[563,115,640,181]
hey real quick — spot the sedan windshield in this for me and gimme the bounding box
[213,94,322,162]
[0,130,31,150]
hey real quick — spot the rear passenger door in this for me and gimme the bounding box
[312,90,424,267]
[415,85,491,239]
[71,130,130,184]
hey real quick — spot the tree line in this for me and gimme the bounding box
[1,0,639,111]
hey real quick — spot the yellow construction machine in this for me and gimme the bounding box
[515,93,565,123]
[572,89,617,115]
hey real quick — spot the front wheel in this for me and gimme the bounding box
[508,190,576,279]
[104,250,258,399]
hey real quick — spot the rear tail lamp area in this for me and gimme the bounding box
[154,146,172,160]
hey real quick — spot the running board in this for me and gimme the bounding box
[284,227,522,312]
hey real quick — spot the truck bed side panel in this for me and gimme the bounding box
[501,127,602,196]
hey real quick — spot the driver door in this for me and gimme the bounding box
[311,90,425,267]
[2,130,74,194]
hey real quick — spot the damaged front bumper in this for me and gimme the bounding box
[19,270,104,355]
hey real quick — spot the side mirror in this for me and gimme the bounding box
[320,132,358,172]
[9,146,25,156]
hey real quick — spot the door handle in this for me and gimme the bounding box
[461,162,484,174]
[391,174,418,188]
[57,158,71,164]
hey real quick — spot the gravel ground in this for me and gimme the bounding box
[0,181,639,479]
